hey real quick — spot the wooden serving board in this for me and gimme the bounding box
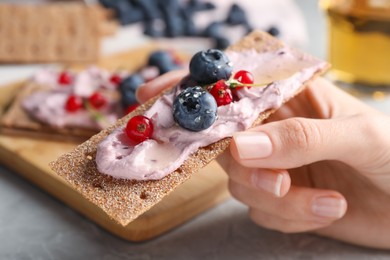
[0,46,230,241]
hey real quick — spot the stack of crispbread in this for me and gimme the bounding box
[0,3,115,63]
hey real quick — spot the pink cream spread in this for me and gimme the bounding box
[22,67,124,130]
[96,47,328,181]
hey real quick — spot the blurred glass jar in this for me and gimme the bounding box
[320,0,390,90]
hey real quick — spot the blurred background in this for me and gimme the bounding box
[1,0,389,111]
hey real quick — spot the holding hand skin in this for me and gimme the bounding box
[137,70,390,249]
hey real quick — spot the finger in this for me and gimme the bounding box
[266,77,377,123]
[230,114,390,171]
[232,168,290,198]
[301,77,376,118]
[217,150,291,197]
[249,208,333,233]
[136,69,187,103]
[229,181,347,223]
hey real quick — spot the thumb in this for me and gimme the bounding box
[136,70,187,104]
[230,115,389,171]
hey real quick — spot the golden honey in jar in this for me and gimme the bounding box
[320,0,390,89]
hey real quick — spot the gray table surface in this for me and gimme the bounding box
[1,1,390,259]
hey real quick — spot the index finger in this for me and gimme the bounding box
[136,69,188,104]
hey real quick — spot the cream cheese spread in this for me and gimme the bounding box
[96,47,328,181]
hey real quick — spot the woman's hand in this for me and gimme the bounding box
[137,71,390,249]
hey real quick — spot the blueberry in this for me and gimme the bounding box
[143,20,164,37]
[215,37,230,50]
[159,0,184,37]
[187,0,215,11]
[245,23,254,34]
[159,63,180,74]
[180,8,198,36]
[133,0,161,20]
[164,15,184,37]
[225,3,249,26]
[173,86,217,132]
[148,50,179,75]
[119,74,145,107]
[98,0,118,9]
[267,26,280,37]
[148,50,172,66]
[203,21,223,38]
[178,75,199,89]
[189,49,233,85]
[203,23,230,49]
[114,1,144,25]
[180,0,215,36]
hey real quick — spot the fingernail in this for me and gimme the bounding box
[251,170,284,197]
[135,83,146,103]
[312,196,346,219]
[233,132,272,160]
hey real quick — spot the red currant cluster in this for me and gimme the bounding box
[58,70,124,88]
[208,69,254,107]
[65,92,107,113]
[58,70,124,113]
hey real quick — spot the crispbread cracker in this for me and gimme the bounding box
[50,31,330,226]
[0,83,98,141]
[0,3,105,63]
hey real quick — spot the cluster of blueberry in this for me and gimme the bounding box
[124,49,255,144]
[99,0,279,50]
[119,50,182,113]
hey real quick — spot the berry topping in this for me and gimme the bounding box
[125,115,154,144]
[209,80,233,106]
[267,26,280,37]
[215,37,230,50]
[203,21,223,38]
[119,74,145,107]
[173,86,217,132]
[113,0,144,25]
[125,104,139,115]
[148,50,180,75]
[189,49,232,85]
[225,3,250,26]
[65,95,83,112]
[234,70,254,84]
[58,71,72,85]
[178,75,199,89]
[109,74,122,85]
[88,92,107,109]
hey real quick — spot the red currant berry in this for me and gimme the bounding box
[65,95,83,112]
[88,92,107,109]
[58,71,72,85]
[234,70,254,84]
[125,115,154,144]
[209,80,233,107]
[233,70,254,90]
[109,74,122,85]
[125,104,139,115]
